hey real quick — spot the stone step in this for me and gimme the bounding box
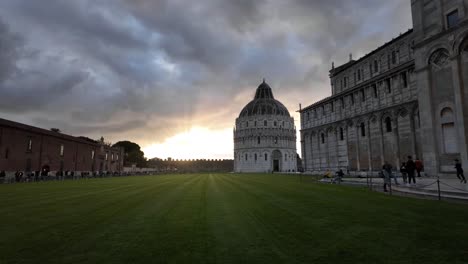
[392,186,468,201]
[393,185,468,197]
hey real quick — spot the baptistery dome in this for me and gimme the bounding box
[239,81,290,117]
[233,79,297,173]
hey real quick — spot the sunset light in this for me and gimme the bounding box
[143,127,234,160]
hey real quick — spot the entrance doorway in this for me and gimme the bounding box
[273,159,280,172]
[271,150,282,172]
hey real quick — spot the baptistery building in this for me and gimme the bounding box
[234,80,297,173]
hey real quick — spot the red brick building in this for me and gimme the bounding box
[0,118,124,175]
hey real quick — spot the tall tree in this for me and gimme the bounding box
[112,141,147,167]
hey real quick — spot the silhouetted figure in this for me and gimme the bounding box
[454,159,466,184]
[0,170,5,183]
[333,169,344,184]
[415,158,423,177]
[406,156,416,184]
[382,161,393,192]
[15,171,20,183]
[400,162,407,184]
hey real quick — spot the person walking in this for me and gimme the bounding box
[0,170,5,183]
[333,169,344,184]
[454,159,467,184]
[415,158,423,178]
[406,156,416,184]
[400,162,408,184]
[382,161,393,192]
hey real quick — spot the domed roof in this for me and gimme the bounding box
[239,80,290,118]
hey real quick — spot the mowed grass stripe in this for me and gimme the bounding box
[0,175,201,263]
[218,174,468,263]
[56,175,206,263]
[1,173,468,264]
[205,174,291,263]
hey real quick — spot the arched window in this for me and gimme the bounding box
[255,154,257,161]
[257,137,261,144]
[441,107,459,153]
[321,133,325,144]
[385,117,392,132]
[60,144,64,157]
[245,154,248,161]
[246,121,249,128]
[264,120,267,126]
[27,138,32,151]
[274,121,277,127]
[254,121,257,127]
[360,123,366,137]
[429,49,449,67]
[340,128,344,141]
[264,153,268,161]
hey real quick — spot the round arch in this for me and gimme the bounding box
[425,44,451,65]
[428,48,450,67]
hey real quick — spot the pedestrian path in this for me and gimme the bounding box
[319,176,468,202]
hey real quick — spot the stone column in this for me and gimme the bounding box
[367,119,373,172]
[409,107,418,159]
[416,66,438,176]
[326,130,330,170]
[393,113,401,168]
[300,139,306,172]
[310,134,314,171]
[355,124,361,171]
[379,116,385,166]
[451,56,468,169]
[317,133,321,170]
[335,128,340,170]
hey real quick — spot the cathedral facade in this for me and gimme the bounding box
[234,80,297,173]
[300,0,468,177]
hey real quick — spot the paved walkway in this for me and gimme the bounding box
[320,176,468,201]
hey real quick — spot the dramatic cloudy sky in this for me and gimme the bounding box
[0,0,412,159]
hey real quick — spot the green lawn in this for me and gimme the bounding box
[0,173,467,264]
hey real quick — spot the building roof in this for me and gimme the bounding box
[0,118,119,150]
[329,29,413,76]
[239,80,291,118]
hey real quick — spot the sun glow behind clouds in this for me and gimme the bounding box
[143,127,234,160]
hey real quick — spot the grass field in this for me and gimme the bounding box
[1,173,467,264]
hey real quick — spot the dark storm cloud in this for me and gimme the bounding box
[0,0,412,149]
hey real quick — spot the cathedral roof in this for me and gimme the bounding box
[239,80,290,118]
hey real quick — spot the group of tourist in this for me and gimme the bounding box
[382,156,421,192]
[0,170,153,184]
[382,156,467,192]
